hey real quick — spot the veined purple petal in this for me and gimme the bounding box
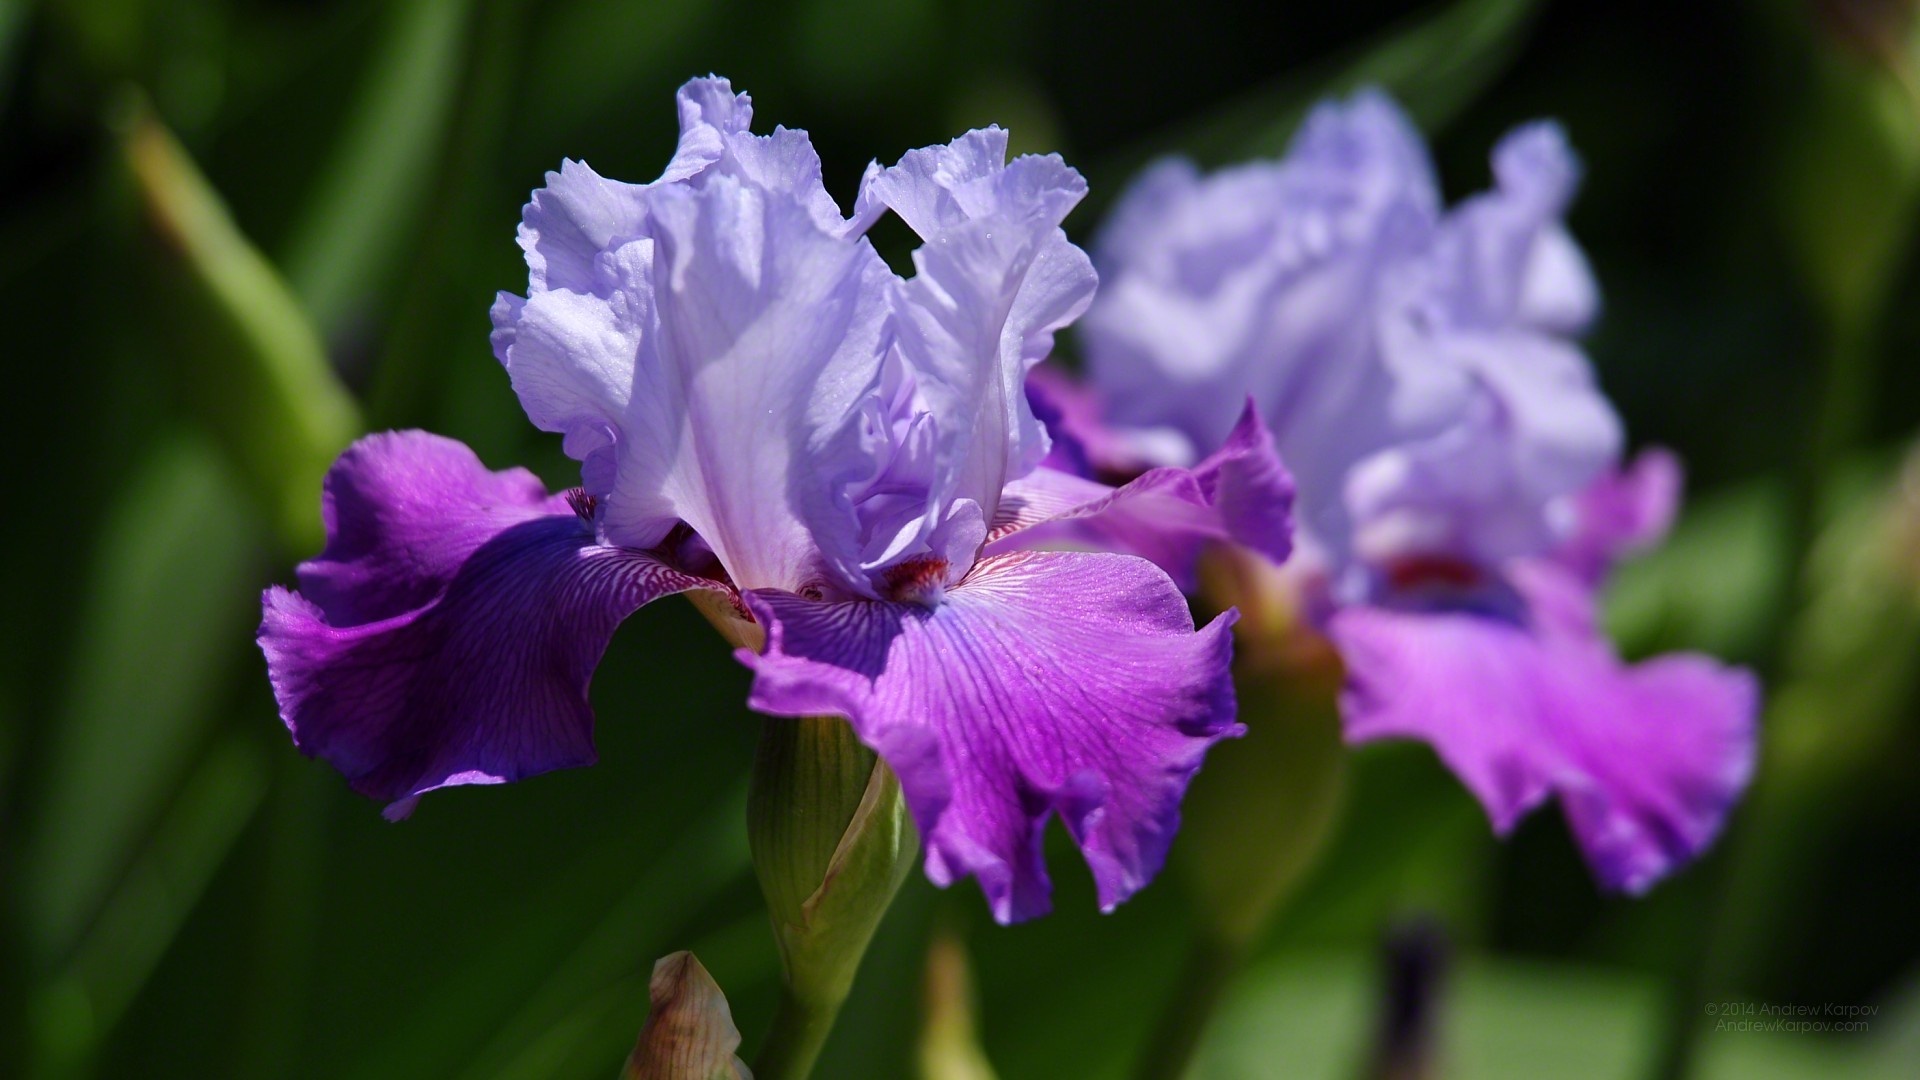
[737,550,1241,923]
[1329,561,1757,892]
[988,401,1295,588]
[259,432,729,818]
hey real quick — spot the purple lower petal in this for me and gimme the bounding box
[1329,562,1757,892]
[737,550,1241,923]
[259,432,729,816]
[988,401,1293,588]
[1555,448,1682,585]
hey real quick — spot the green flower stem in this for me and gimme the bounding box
[690,595,916,1079]
[753,982,843,1080]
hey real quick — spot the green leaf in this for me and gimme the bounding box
[1775,24,1920,333]
[1095,0,1542,189]
[347,789,752,1080]
[123,100,362,551]
[30,735,271,1080]
[0,0,31,113]
[521,0,712,136]
[1603,477,1789,664]
[918,929,1000,1080]
[16,433,263,970]
[1173,667,1347,950]
[281,0,476,333]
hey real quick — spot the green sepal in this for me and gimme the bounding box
[748,717,917,1010]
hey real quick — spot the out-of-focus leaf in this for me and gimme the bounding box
[29,735,270,1080]
[1272,742,1493,952]
[0,0,30,110]
[1692,451,1920,1001]
[1766,450,1920,785]
[1192,952,1660,1080]
[484,914,773,1080]
[789,0,934,102]
[123,100,361,551]
[1173,665,1346,949]
[521,0,711,137]
[1097,0,1541,186]
[281,0,475,333]
[621,952,751,1080]
[918,929,999,1080]
[1604,477,1789,664]
[46,0,143,76]
[349,789,752,1080]
[17,434,262,969]
[1777,8,1920,335]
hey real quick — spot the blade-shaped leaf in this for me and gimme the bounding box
[17,434,262,969]
[281,0,476,334]
[124,102,362,551]
[1094,0,1541,196]
[29,735,271,1079]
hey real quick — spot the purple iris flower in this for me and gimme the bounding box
[258,77,1294,923]
[1050,91,1758,894]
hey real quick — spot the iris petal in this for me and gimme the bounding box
[990,401,1294,587]
[738,550,1241,923]
[259,432,729,817]
[1330,560,1757,893]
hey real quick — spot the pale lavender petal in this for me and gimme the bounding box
[1555,448,1682,584]
[1420,120,1590,332]
[492,78,893,594]
[620,175,893,593]
[1080,93,1453,562]
[1329,561,1758,892]
[1339,117,1616,569]
[1347,330,1622,564]
[508,159,652,296]
[661,75,845,230]
[258,432,729,817]
[660,76,752,184]
[738,551,1240,923]
[489,243,653,528]
[989,401,1294,587]
[864,130,1097,534]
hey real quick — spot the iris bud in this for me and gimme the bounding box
[623,951,751,1080]
[747,716,916,1077]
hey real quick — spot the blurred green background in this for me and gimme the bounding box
[4,0,1920,1076]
